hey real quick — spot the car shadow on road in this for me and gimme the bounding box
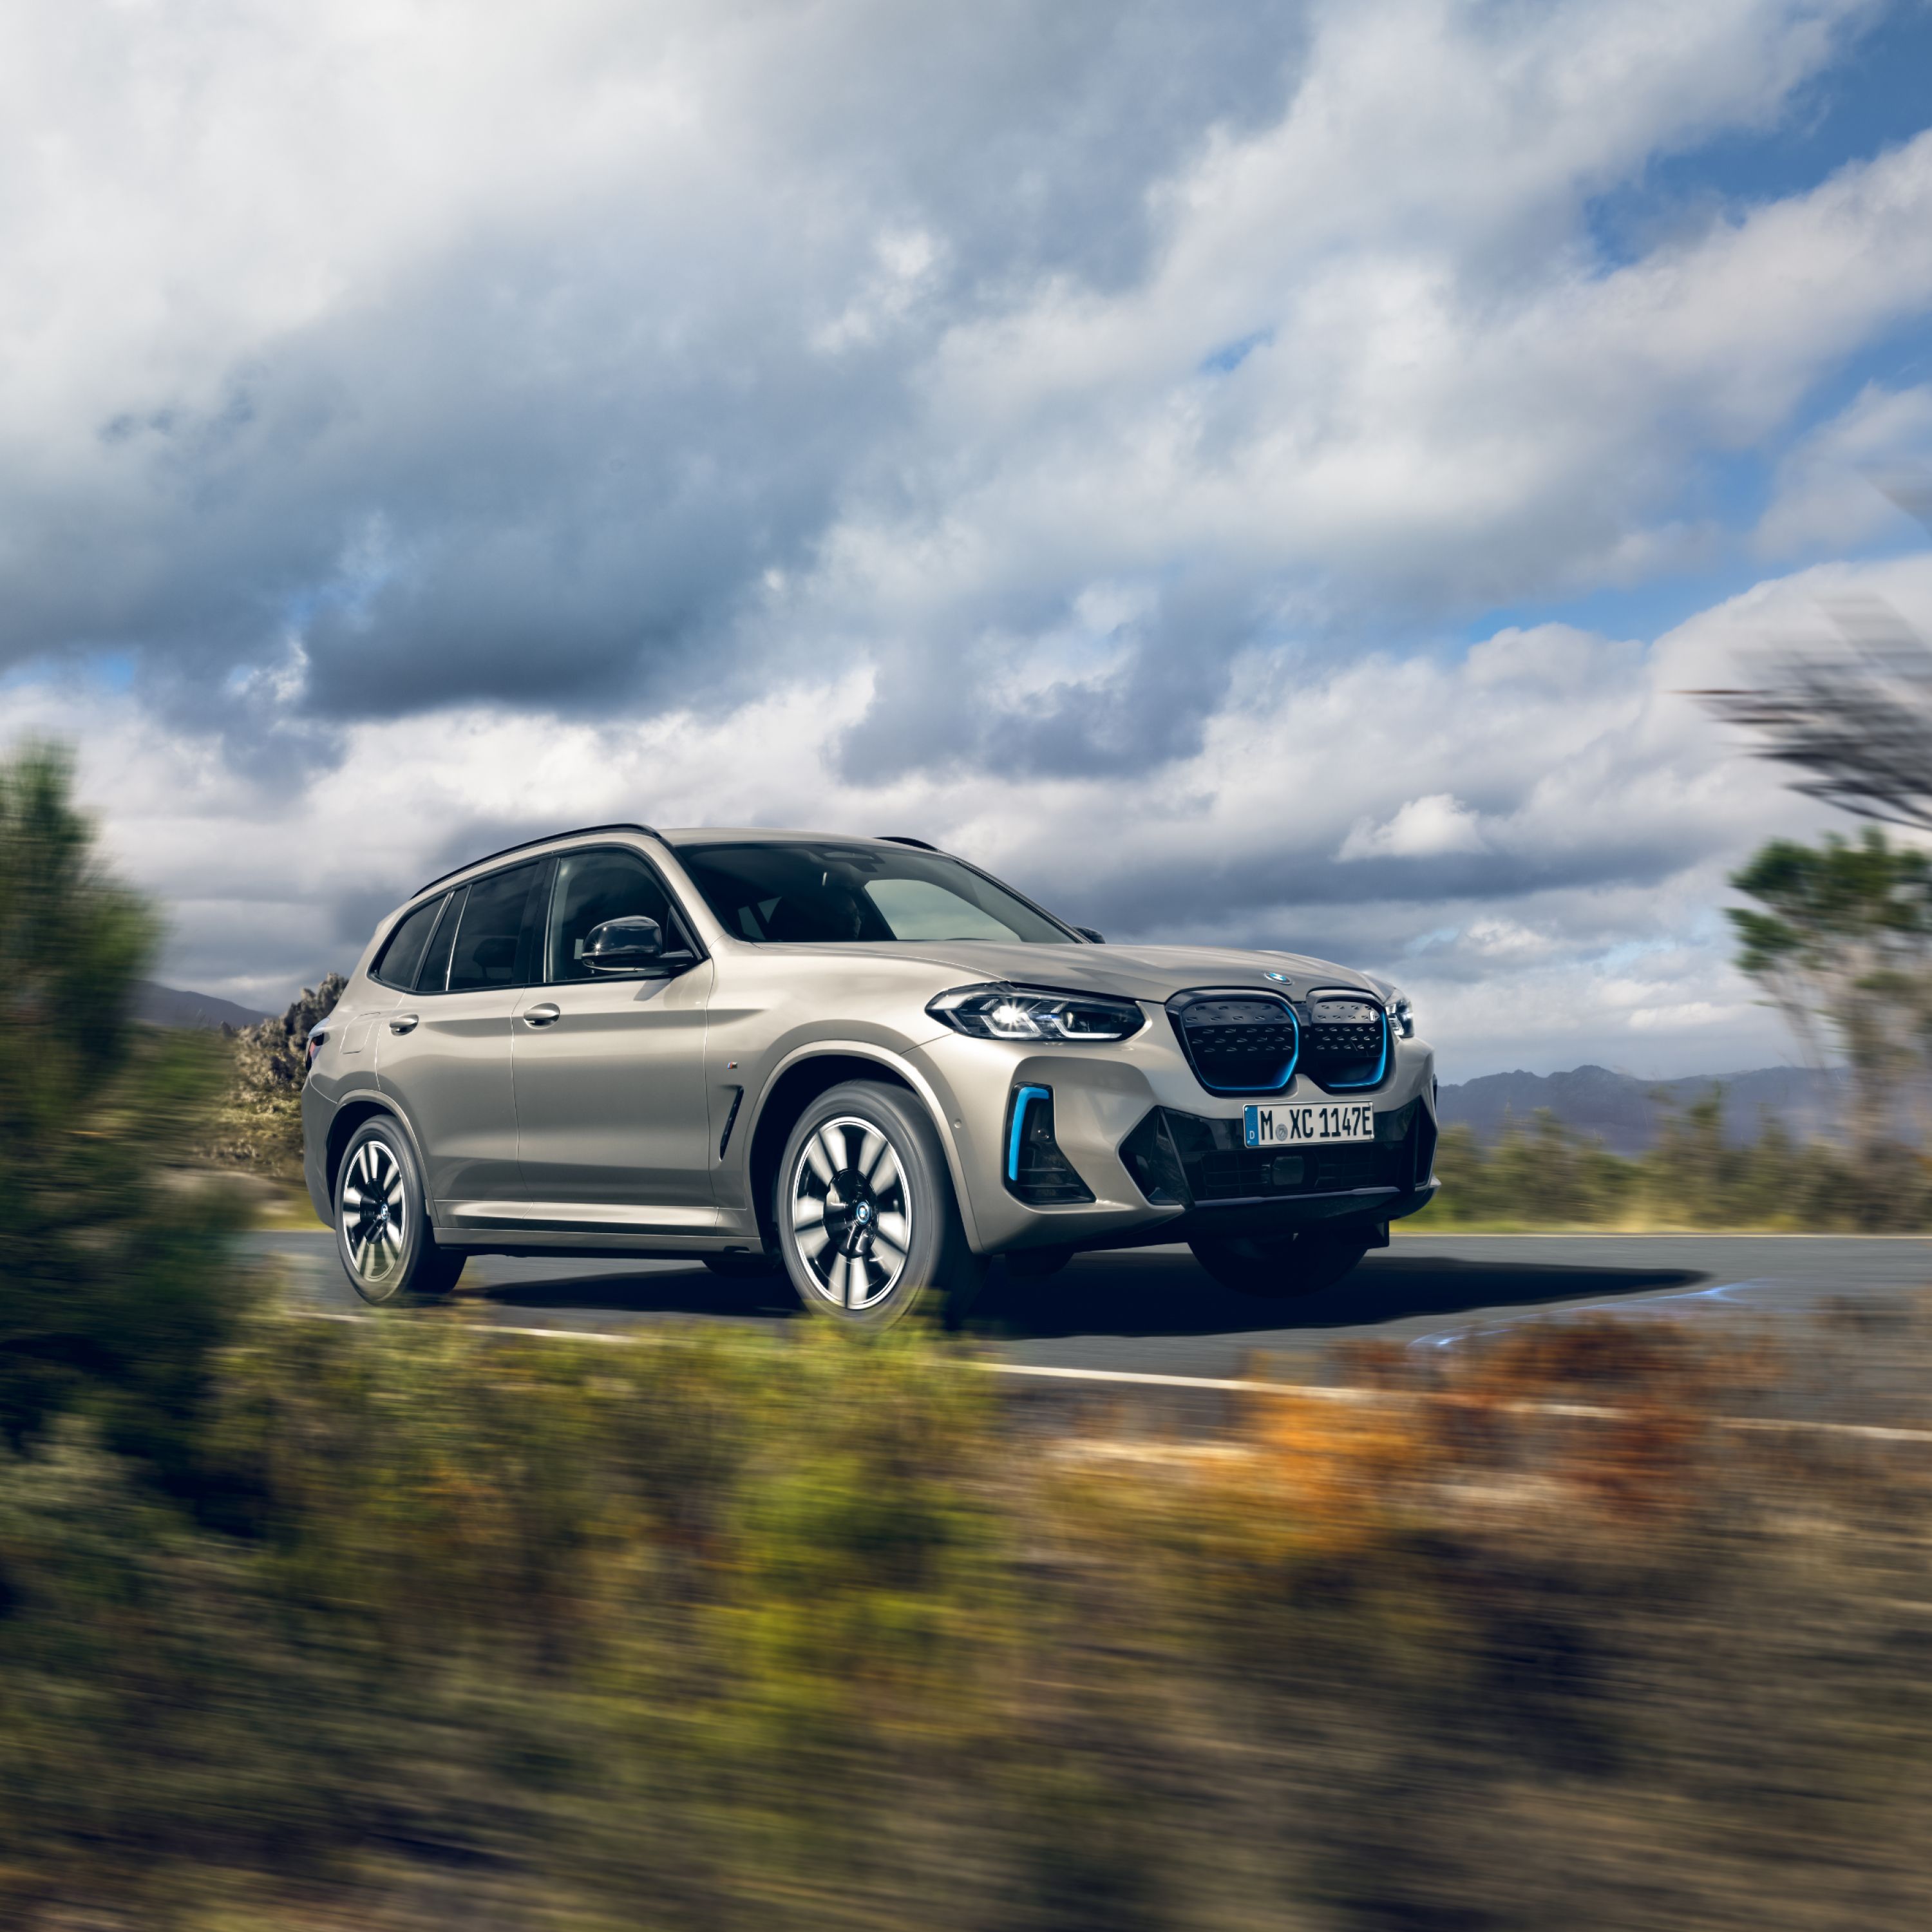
[462,1261,797,1321]
[462,1247,1706,1341]
[961,1249,1705,1340]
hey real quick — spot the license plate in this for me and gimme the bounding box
[1244,1101,1376,1146]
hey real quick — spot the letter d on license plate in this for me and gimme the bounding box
[1244,1102,1376,1146]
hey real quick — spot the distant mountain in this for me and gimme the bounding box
[135,979,272,1031]
[1437,1064,1845,1155]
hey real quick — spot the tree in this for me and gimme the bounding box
[1727,829,1932,1156]
[1695,478,1932,829]
[1698,598,1932,831]
[0,742,243,1479]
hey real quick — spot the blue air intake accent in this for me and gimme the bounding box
[1009,1086,1050,1181]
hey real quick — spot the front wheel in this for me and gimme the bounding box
[1188,1227,1370,1298]
[333,1117,463,1305]
[776,1081,981,1329]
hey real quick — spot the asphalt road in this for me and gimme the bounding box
[254,1228,1932,1384]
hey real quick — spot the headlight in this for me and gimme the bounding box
[1385,990,1415,1039]
[927,983,1146,1043]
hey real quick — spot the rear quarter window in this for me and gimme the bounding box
[371,893,448,990]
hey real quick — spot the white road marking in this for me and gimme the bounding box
[289,1309,1932,1443]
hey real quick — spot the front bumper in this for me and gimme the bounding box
[913,1019,1438,1255]
[1107,1097,1439,1247]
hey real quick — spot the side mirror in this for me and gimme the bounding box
[1075,926,1106,944]
[583,916,679,974]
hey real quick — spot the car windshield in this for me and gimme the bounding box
[672,841,1075,945]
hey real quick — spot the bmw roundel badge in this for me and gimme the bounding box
[1264,971,1290,983]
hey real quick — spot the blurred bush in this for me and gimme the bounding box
[0,743,245,1479]
[197,972,345,1178]
[1425,1092,1932,1229]
[5,1305,1930,1931]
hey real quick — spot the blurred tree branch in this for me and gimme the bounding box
[1695,471,1932,828]
[1697,596,1932,831]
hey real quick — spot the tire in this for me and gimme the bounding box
[332,1117,462,1305]
[704,1252,782,1280]
[1188,1227,1370,1298]
[775,1081,982,1329]
[414,1247,467,1296]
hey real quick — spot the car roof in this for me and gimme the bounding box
[412,826,934,897]
[660,828,929,848]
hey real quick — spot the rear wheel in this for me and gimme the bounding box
[1188,1227,1370,1298]
[776,1081,981,1329]
[333,1117,463,1305]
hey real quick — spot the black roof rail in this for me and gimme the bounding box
[878,835,942,851]
[414,823,664,896]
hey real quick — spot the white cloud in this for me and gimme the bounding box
[1756,383,1932,556]
[1338,795,1489,860]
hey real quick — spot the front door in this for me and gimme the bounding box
[511,845,718,1230]
[376,860,551,1212]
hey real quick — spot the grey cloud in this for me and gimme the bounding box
[0,1,1311,752]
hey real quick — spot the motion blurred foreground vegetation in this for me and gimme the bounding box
[0,744,242,1480]
[6,1303,1932,1931]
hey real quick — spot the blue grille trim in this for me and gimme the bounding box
[1168,990,1302,1097]
[1316,1009,1390,1091]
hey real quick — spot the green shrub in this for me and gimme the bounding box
[0,744,246,1481]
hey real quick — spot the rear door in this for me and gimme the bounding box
[376,860,551,1211]
[510,844,717,1227]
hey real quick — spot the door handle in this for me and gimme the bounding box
[388,1013,419,1034]
[523,1003,562,1028]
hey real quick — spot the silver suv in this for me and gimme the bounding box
[303,826,1438,1322]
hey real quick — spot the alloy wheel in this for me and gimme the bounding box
[341,1138,407,1289]
[788,1115,913,1311]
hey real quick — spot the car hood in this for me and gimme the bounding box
[847,940,1381,1005]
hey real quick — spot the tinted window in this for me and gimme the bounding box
[372,893,446,990]
[547,848,694,981]
[446,862,549,991]
[416,887,464,992]
[674,842,1074,945]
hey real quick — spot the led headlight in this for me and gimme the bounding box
[1361,974,1416,1040]
[927,983,1146,1043]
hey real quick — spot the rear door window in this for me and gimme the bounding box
[446,862,549,992]
[371,893,448,990]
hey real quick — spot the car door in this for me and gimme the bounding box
[376,859,551,1213]
[510,844,719,1229]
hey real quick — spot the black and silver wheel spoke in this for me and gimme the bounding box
[789,1116,911,1312]
[341,1140,406,1286]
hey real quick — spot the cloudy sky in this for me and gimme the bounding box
[6,0,1932,1077]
